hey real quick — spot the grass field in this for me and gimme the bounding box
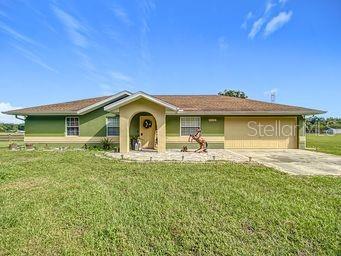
[0,133,24,149]
[307,134,341,156]
[0,141,8,148]
[0,150,339,255]
[0,141,25,149]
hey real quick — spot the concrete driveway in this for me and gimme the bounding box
[231,149,341,176]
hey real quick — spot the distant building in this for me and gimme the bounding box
[326,128,341,135]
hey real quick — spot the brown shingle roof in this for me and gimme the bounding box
[4,95,111,115]
[3,93,325,115]
[154,95,324,114]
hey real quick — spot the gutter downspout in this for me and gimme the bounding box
[15,115,26,122]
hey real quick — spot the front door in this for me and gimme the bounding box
[139,116,156,149]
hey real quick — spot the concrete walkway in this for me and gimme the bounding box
[104,149,341,176]
[105,149,247,163]
[231,149,341,176]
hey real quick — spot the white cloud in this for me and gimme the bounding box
[52,6,89,48]
[13,45,58,73]
[98,84,114,95]
[75,50,135,91]
[0,102,23,124]
[245,0,291,39]
[264,11,293,36]
[248,18,265,39]
[0,22,39,46]
[112,6,132,26]
[110,71,133,83]
[241,12,253,29]
[218,36,229,50]
[99,82,134,95]
[265,1,276,13]
[139,0,156,70]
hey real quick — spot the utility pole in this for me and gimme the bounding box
[271,91,276,103]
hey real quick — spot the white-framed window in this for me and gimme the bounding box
[65,117,79,136]
[180,117,201,136]
[107,116,119,136]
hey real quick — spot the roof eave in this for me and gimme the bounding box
[4,110,326,116]
[2,90,133,117]
[2,111,78,116]
[165,110,327,115]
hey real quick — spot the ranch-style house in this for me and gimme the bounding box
[3,91,325,153]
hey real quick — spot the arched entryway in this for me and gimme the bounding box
[129,112,157,150]
[118,98,166,153]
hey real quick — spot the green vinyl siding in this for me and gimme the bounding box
[79,108,116,137]
[166,116,224,137]
[166,116,180,136]
[201,116,224,136]
[166,116,224,149]
[25,108,117,137]
[25,116,65,136]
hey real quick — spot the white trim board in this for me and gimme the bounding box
[106,116,120,136]
[104,91,180,112]
[77,91,131,114]
[165,110,326,115]
[179,116,201,136]
[65,116,80,137]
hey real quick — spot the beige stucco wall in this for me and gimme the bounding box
[224,116,298,149]
[118,98,166,153]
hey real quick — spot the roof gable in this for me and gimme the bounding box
[104,91,179,112]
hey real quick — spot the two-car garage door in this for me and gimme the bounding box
[224,117,297,149]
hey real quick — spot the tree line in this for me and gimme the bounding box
[0,123,25,133]
[305,116,341,134]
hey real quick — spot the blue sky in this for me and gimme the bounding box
[0,0,340,122]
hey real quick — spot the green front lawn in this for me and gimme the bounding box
[0,141,24,148]
[0,150,339,255]
[307,134,341,155]
[0,141,8,148]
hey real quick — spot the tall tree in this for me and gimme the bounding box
[218,89,248,99]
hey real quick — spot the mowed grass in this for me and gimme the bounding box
[307,134,341,156]
[0,150,340,255]
[0,141,24,148]
[0,141,8,148]
[0,133,24,149]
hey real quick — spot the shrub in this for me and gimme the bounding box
[101,138,113,150]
